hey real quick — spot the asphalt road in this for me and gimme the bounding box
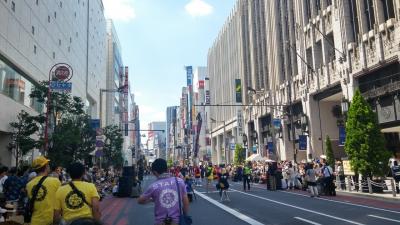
[100,176,400,225]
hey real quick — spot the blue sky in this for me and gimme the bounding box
[103,0,236,131]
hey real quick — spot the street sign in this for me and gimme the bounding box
[267,142,274,153]
[230,143,235,150]
[273,119,281,129]
[235,79,242,103]
[50,63,73,81]
[50,81,72,93]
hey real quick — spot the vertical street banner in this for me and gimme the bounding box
[124,66,129,136]
[236,109,243,144]
[205,90,211,105]
[194,112,202,157]
[186,66,193,132]
[339,126,346,146]
[299,135,307,150]
[235,79,242,103]
[267,142,274,153]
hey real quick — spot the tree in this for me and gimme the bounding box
[234,144,245,165]
[325,136,335,170]
[344,90,391,178]
[102,125,124,169]
[8,111,42,168]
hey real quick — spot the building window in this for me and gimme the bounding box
[0,58,43,111]
[70,37,72,43]
[382,0,395,21]
[74,12,76,18]
[52,52,55,59]
[59,1,62,8]
[31,26,35,35]
[305,0,312,22]
[58,39,61,46]
[68,46,70,52]
[364,0,375,31]
[54,11,57,18]
[48,15,50,23]
[349,0,359,42]
[36,0,38,5]
[316,0,321,11]
[11,1,15,12]
[33,45,37,54]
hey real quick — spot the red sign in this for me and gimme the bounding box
[50,63,73,81]
[198,80,204,89]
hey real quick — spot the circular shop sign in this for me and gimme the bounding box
[50,63,73,82]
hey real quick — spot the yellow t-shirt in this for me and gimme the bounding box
[55,181,100,222]
[27,176,61,225]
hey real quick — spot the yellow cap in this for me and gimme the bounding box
[32,156,50,169]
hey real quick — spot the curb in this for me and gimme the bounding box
[335,190,399,202]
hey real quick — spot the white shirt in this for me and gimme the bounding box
[0,176,8,193]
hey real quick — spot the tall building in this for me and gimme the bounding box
[193,67,208,162]
[166,106,179,160]
[104,19,124,127]
[0,0,107,166]
[209,0,400,162]
[147,122,166,159]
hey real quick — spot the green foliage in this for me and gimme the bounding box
[344,90,391,177]
[102,125,124,169]
[167,159,173,168]
[8,111,42,167]
[325,136,335,169]
[234,144,245,165]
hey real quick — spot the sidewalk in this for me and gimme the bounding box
[335,189,400,201]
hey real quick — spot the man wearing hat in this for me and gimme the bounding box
[26,156,61,225]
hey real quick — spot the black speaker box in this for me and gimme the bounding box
[117,176,133,197]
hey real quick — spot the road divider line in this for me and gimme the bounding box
[231,189,365,225]
[368,215,400,223]
[194,190,264,225]
[294,217,322,225]
[278,190,400,214]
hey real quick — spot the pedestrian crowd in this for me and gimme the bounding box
[0,156,120,225]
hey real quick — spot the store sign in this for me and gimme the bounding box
[273,119,281,130]
[237,109,243,144]
[235,79,242,103]
[205,90,211,105]
[299,135,307,150]
[342,160,355,176]
[267,142,273,153]
[198,80,204,89]
[339,126,346,146]
[186,66,193,86]
[50,63,73,82]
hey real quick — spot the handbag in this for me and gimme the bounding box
[24,176,47,223]
[175,178,192,225]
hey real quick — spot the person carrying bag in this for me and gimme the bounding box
[175,178,192,225]
[24,176,47,223]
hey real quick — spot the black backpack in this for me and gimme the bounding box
[24,176,47,223]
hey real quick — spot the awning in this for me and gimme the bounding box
[245,154,263,162]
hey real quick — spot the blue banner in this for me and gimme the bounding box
[339,126,346,146]
[299,135,307,150]
[186,66,193,86]
[273,119,281,129]
[267,142,273,153]
[252,145,257,153]
[90,119,100,129]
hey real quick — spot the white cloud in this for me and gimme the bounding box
[103,0,136,22]
[134,91,143,97]
[185,0,214,17]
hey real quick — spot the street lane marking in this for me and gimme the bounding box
[294,217,322,225]
[278,190,400,215]
[231,189,365,225]
[198,191,235,194]
[368,215,400,223]
[194,190,264,225]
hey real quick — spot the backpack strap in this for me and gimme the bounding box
[69,182,90,207]
[30,176,48,207]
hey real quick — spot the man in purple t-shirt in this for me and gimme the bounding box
[138,158,189,225]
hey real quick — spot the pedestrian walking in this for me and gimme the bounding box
[243,162,252,191]
[216,168,230,201]
[267,162,277,191]
[286,164,296,190]
[391,161,400,194]
[0,167,8,199]
[305,164,319,197]
[54,162,101,224]
[194,166,201,186]
[26,156,61,225]
[321,159,336,196]
[3,167,23,201]
[206,163,214,193]
[138,158,191,225]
